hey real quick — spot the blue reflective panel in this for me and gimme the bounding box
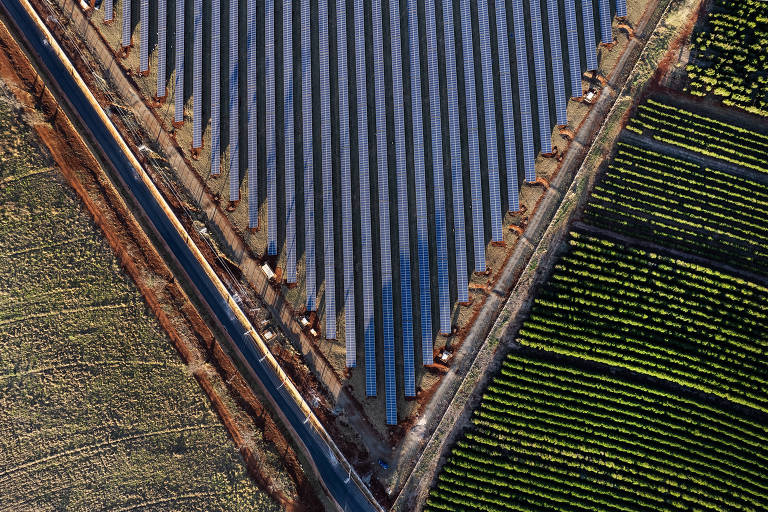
[174,0,184,124]
[211,0,221,175]
[318,0,336,339]
[157,0,167,98]
[546,0,567,126]
[494,0,520,212]
[529,0,552,154]
[192,0,203,149]
[105,0,113,22]
[425,0,450,335]
[247,0,258,230]
[511,0,535,182]
[389,0,415,397]
[477,0,503,242]
[616,0,627,18]
[597,0,612,44]
[140,0,148,73]
[301,0,316,311]
[266,0,277,254]
[354,0,377,394]
[284,0,297,283]
[459,0,486,271]
[228,0,240,201]
[336,0,355,366]
[121,0,130,47]
[581,0,598,71]
[372,0,397,425]
[407,0,434,364]
[563,0,582,98]
[442,0,469,303]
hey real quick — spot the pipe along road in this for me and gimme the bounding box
[0,0,378,509]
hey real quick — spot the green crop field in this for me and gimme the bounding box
[686,0,768,117]
[0,91,282,510]
[584,142,768,274]
[426,353,768,512]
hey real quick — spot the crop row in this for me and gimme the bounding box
[426,354,768,512]
[583,142,768,275]
[686,0,768,116]
[517,231,768,413]
[628,99,768,173]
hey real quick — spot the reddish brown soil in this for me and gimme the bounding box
[0,19,322,512]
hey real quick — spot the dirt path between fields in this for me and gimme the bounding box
[0,18,322,511]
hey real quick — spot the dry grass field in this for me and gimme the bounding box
[0,90,282,511]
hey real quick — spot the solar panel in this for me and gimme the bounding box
[336,0,355,366]
[228,0,240,201]
[388,0,415,397]
[211,0,221,176]
[318,0,336,339]
[174,0,184,125]
[372,0,397,425]
[104,0,113,23]
[511,0,536,182]
[545,0,567,126]
[192,0,203,149]
[157,0,167,98]
[425,0,451,336]
[581,0,598,71]
[616,0,627,18]
[477,0,503,242]
[459,0,486,271]
[121,0,130,47]
[563,0,582,98]
[529,0,552,155]
[284,0,297,283]
[301,0,316,311]
[247,0,258,230]
[597,0,613,44]
[407,0,434,364]
[442,0,469,303]
[354,0,377,394]
[139,0,148,73]
[266,0,277,255]
[494,0,520,212]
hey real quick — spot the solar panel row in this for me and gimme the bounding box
[598,0,613,44]
[140,0,148,73]
[121,0,130,47]
[581,0,598,71]
[266,0,277,255]
[406,0,435,364]
[336,0,356,367]
[442,0,470,304]
[192,0,203,149]
[529,0,552,155]
[174,0,184,124]
[494,0,520,212]
[301,0,315,311]
[247,0,258,230]
[425,0,451,335]
[563,0,582,98]
[511,0,536,182]
[354,0,377,395]
[388,0,416,398]
[476,0,503,243]
[157,0,166,98]
[228,0,240,201]
[104,0,112,23]
[372,0,397,425]
[547,0,568,126]
[210,0,221,176]
[284,0,297,283]
[616,0,627,18]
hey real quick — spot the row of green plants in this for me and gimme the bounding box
[685,0,768,116]
[583,142,768,275]
[627,99,768,173]
[516,231,768,413]
[426,354,768,511]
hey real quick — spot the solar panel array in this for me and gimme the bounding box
[266,0,277,255]
[284,0,296,283]
[336,0,355,366]
[121,0,130,47]
[616,0,627,18]
[598,0,613,44]
[104,0,112,23]
[111,0,628,425]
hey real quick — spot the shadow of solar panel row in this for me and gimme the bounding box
[107,0,627,425]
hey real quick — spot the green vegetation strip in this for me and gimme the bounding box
[426,353,768,512]
[584,142,768,274]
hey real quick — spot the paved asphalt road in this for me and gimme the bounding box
[0,1,376,510]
